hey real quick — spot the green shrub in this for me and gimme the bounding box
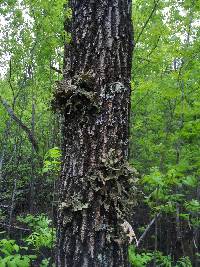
[17,214,55,251]
[0,239,36,267]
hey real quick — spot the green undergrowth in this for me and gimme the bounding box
[0,214,55,267]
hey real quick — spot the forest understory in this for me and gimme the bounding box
[0,0,200,266]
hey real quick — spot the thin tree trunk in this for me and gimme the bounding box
[30,101,36,213]
[55,1,134,266]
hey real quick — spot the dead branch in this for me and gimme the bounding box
[0,222,30,232]
[137,213,161,247]
[0,96,39,152]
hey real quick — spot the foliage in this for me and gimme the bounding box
[0,239,36,267]
[129,0,200,264]
[43,146,61,175]
[17,214,55,251]
[129,245,193,267]
[40,258,56,267]
[0,214,55,266]
[129,245,152,267]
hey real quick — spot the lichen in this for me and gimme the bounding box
[52,71,99,113]
[105,82,128,100]
[59,194,89,213]
[85,151,138,243]
[58,145,138,247]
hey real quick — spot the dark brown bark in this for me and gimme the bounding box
[55,0,134,266]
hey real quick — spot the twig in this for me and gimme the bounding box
[0,222,30,232]
[8,60,14,100]
[135,0,160,45]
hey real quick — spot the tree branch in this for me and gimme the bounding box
[136,213,161,247]
[135,0,160,45]
[0,97,39,152]
[0,222,30,232]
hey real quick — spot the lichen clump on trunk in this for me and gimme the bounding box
[59,148,138,245]
[52,71,99,113]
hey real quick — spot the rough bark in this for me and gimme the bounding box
[55,0,134,266]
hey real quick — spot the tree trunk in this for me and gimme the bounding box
[55,0,134,266]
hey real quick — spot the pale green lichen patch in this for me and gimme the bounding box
[59,194,89,212]
[88,160,138,223]
[58,148,138,245]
